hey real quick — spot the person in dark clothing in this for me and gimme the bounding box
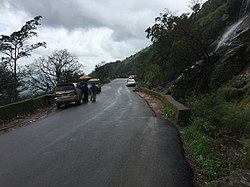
[81,83,89,103]
[90,83,98,102]
[45,83,52,106]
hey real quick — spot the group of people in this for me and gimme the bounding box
[80,81,98,102]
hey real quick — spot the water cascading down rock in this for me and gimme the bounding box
[215,0,250,51]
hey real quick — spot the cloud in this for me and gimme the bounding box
[1,0,191,73]
[4,0,190,40]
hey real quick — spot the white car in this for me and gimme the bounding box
[126,78,136,87]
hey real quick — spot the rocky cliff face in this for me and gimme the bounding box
[170,0,250,98]
[213,0,250,89]
[239,0,250,18]
[215,0,250,51]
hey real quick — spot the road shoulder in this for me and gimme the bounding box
[0,107,54,133]
[137,92,165,117]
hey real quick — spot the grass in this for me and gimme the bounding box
[216,102,250,137]
[182,119,232,184]
[186,87,250,139]
[183,84,250,185]
[139,84,250,185]
[244,139,250,164]
[163,106,176,122]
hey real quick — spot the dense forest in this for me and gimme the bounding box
[91,0,250,185]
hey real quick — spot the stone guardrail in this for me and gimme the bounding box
[0,96,53,124]
[138,87,190,124]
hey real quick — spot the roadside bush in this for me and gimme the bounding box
[186,93,219,123]
[216,102,250,138]
[243,81,250,97]
[144,64,162,88]
[186,87,250,138]
[192,117,216,137]
[244,139,250,166]
[164,106,175,122]
[217,87,245,102]
[101,78,111,84]
[183,124,231,182]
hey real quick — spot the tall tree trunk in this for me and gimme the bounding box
[13,59,18,100]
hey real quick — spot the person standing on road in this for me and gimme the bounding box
[45,83,52,106]
[90,83,98,102]
[81,83,89,103]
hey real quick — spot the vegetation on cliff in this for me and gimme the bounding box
[90,0,250,185]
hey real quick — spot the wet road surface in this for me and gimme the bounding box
[0,79,193,187]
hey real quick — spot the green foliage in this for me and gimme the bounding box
[216,102,250,137]
[183,124,231,182]
[0,65,16,105]
[90,0,246,97]
[186,93,219,123]
[90,58,138,80]
[22,49,82,93]
[192,117,216,136]
[168,40,197,79]
[145,9,176,42]
[194,1,226,25]
[187,87,250,138]
[217,87,245,101]
[243,81,250,101]
[0,16,46,66]
[0,16,46,101]
[193,2,228,42]
[138,87,189,123]
[101,78,111,84]
[185,87,250,184]
[195,0,227,20]
[164,106,175,121]
[144,64,161,87]
[244,139,250,164]
[91,0,250,184]
[170,62,209,100]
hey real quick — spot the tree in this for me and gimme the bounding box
[146,10,212,63]
[21,49,83,93]
[92,61,107,77]
[0,16,46,98]
[0,64,16,105]
[145,9,176,43]
[189,0,203,13]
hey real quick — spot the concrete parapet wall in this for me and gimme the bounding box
[0,96,52,123]
[138,87,190,124]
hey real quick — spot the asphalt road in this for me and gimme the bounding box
[0,79,194,187]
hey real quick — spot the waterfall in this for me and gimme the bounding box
[215,18,245,51]
[215,0,250,51]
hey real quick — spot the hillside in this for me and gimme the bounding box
[90,0,250,185]
[92,0,250,96]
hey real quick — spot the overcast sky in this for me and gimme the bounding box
[0,0,192,74]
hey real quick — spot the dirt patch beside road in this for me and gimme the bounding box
[0,107,54,133]
[137,92,165,117]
